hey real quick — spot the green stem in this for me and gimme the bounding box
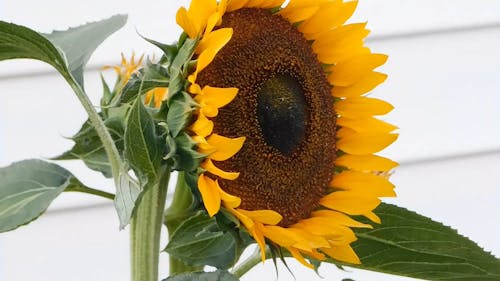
[130,169,170,281]
[65,77,123,186]
[66,185,115,200]
[165,172,202,275]
[231,247,268,278]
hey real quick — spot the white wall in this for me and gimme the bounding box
[1,1,499,280]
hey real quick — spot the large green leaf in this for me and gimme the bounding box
[166,211,238,269]
[44,14,127,87]
[0,21,68,74]
[0,15,126,88]
[331,203,500,281]
[0,160,81,232]
[163,270,239,281]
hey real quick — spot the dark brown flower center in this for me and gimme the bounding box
[257,74,306,155]
[197,8,337,226]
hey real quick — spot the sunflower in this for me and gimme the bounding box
[176,0,398,268]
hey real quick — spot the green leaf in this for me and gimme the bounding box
[0,160,82,232]
[43,14,127,87]
[0,15,126,88]
[330,203,500,281]
[163,270,239,281]
[124,97,163,185]
[54,115,125,178]
[114,169,141,229]
[166,211,238,269]
[0,21,68,74]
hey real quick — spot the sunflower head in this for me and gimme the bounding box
[170,0,398,268]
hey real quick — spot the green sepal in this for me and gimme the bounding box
[100,74,113,115]
[165,211,238,269]
[166,133,205,172]
[167,91,196,137]
[53,108,126,178]
[167,37,198,100]
[140,34,178,67]
[0,160,88,232]
[170,37,197,74]
[162,270,239,281]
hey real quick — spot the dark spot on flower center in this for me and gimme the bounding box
[196,8,337,226]
[257,74,306,155]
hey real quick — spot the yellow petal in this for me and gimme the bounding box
[237,209,283,225]
[312,210,372,229]
[332,71,387,98]
[246,0,284,8]
[203,12,222,38]
[251,222,267,262]
[317,45,370,65]
[313,23,370,64]
[226,0,250,11]
[364,211,381,224]
[194,135,217,154]
[288,226,330,250]
[198,28,233,54]
[288,247,314,269]
[198,174,221,216]
[189,83,203,95]
[280,5,320,23]
[262,226,298,247]
[153,88,168,108]
[335,154,398,172]
[320,191,381,215]
[176,7,198,38]
[227,207,254,229]
[205,134,246,161]
[197,86,238,109]
[294,216,354,238]
[188,0,217,36]
[313,23,369,50]
[190,29,233,83]
[321,244,361,264]
[190,48,217,83]
[337,129,398,155]
[190,113,214,138]
[216,181,242,208]
[329,53,388,87]
[201,158,240,180]
[335,96,394,118]
[330,170,395,197]
[337,116,398,133]
[144,91,154,106]
[299,0,358,37]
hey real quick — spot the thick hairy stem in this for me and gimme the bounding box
[130,171,170,281]
[165,172,202,275]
